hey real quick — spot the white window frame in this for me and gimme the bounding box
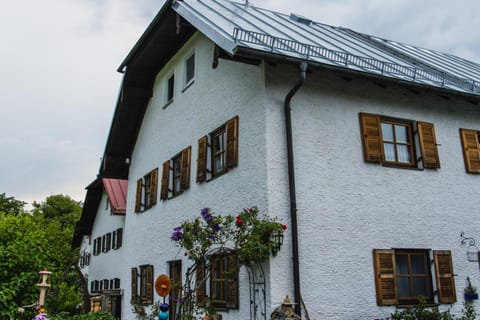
[183,52,195,90]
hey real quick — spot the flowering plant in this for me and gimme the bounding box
[171,207,286,265]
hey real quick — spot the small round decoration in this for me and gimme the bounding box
[158,303,169,320]
[155,274,172,297]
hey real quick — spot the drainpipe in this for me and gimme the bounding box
[284,61,307,317]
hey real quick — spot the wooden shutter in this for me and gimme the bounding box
[460,128,480,173]
[373,249,397,305]
[434,250,456,304]
[169,260,182,320]
[197,136,208,183]
[131,267,138,303]
[161,161,170,200]
[117,228,123,249]
[226,116,239,168]
[195,260,206,303]
[181,146,191,189]
[359,113,383,163]
[417,121,440,169]
[150,168,158,206]
[135,178,142,212]
[225,255,239,309]
[145,265,154,305]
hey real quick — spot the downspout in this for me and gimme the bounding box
[284,61,307,317]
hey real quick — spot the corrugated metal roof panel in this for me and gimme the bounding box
[172,0,480,96]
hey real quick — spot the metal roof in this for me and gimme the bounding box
[173,0,480,96]
[102,178,128,215]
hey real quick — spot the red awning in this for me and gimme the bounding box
[102,178,128,215]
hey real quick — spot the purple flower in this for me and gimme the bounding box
[171,226,183,241]
[212,223,221,232]
[208,234,216,241]
[201,208,213,221]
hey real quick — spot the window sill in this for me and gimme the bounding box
[182,79,195,92]
[381,162,424,171]
[163,99,174,109]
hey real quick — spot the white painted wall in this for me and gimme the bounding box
[120,33,480,319]
[123,33,270,320]
[89,192,126,292]
[264,63,480,319]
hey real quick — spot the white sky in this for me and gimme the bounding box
[1,0,479,207]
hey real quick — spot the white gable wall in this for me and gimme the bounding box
[123,33,270,319]
[264,63,480,319]
[89,192,125,291]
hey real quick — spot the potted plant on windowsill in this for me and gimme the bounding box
[464,277,478,301]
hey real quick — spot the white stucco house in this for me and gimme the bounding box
[73,0,480,319]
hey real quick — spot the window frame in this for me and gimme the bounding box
[184,52,195,89]
[359,113,440,169]
[197,116,239,182]
[161,146,191,200]
[373,249,456,306]
[165,73,175,106]
[196,252,239,310]
[135,168,158,212]
[131,265,154,306]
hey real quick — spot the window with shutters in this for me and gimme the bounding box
[196,253,239,310]
[112,228,123,250]
[160,146,191,200]
[93,237,101,256]
[197,116,239,183]
[373,249,456,306]
[131,265,154,305]
[135,168,158,212]
[359,113,440,169]
[460,128,480,173]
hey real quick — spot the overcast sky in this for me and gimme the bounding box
[1,0,479,207]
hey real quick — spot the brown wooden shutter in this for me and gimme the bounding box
[417,121,440,169]
[181,146,191,190]
[434,250,456,304]
[150,168,158,205]
[460,128,480,173]
[169,260,182,320]
[161,161,170,200]
[195,260,206,303]
[145,265,154,305]
[226,116,239,168]
[197,136,208,183]
[373,249,397,305]
[135,178,142,212]
[117,228,123,249]
[225,255,239,309]
[131,267,138,303]
[359,113,383,163]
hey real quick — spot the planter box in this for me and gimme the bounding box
[464,293,478,300]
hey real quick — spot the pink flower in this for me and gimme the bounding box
[282,224,287,230]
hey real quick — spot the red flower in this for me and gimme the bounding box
[235,215,243,226]
[282,224,287,230]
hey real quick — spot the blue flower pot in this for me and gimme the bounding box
[464,293,478,300]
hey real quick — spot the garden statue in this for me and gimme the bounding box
[271,296,301,320]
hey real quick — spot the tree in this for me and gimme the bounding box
[0,192,26,215]
[0,194,83,319]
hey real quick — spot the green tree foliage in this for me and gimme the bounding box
[0,194,83,319]
[0,192,26,215]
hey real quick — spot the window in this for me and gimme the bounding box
[169,260,182,320]
[112,228,123,250]
[196,253,239,309]
[102,233,111,253]
[160,146,191,200]
[93,237,101,256]
[359,113,440,169]
[165,74,175,104]
[131,265,154,305]
[197,116,239,182]
[184,53,195,87]
[460,128,480,173]
[135,168,158,212]
[373,249,455,306]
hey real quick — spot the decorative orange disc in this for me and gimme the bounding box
[155,274,172,297]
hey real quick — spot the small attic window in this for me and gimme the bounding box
[290,13,312,25]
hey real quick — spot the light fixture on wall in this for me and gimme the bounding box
[460,232,479,262]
